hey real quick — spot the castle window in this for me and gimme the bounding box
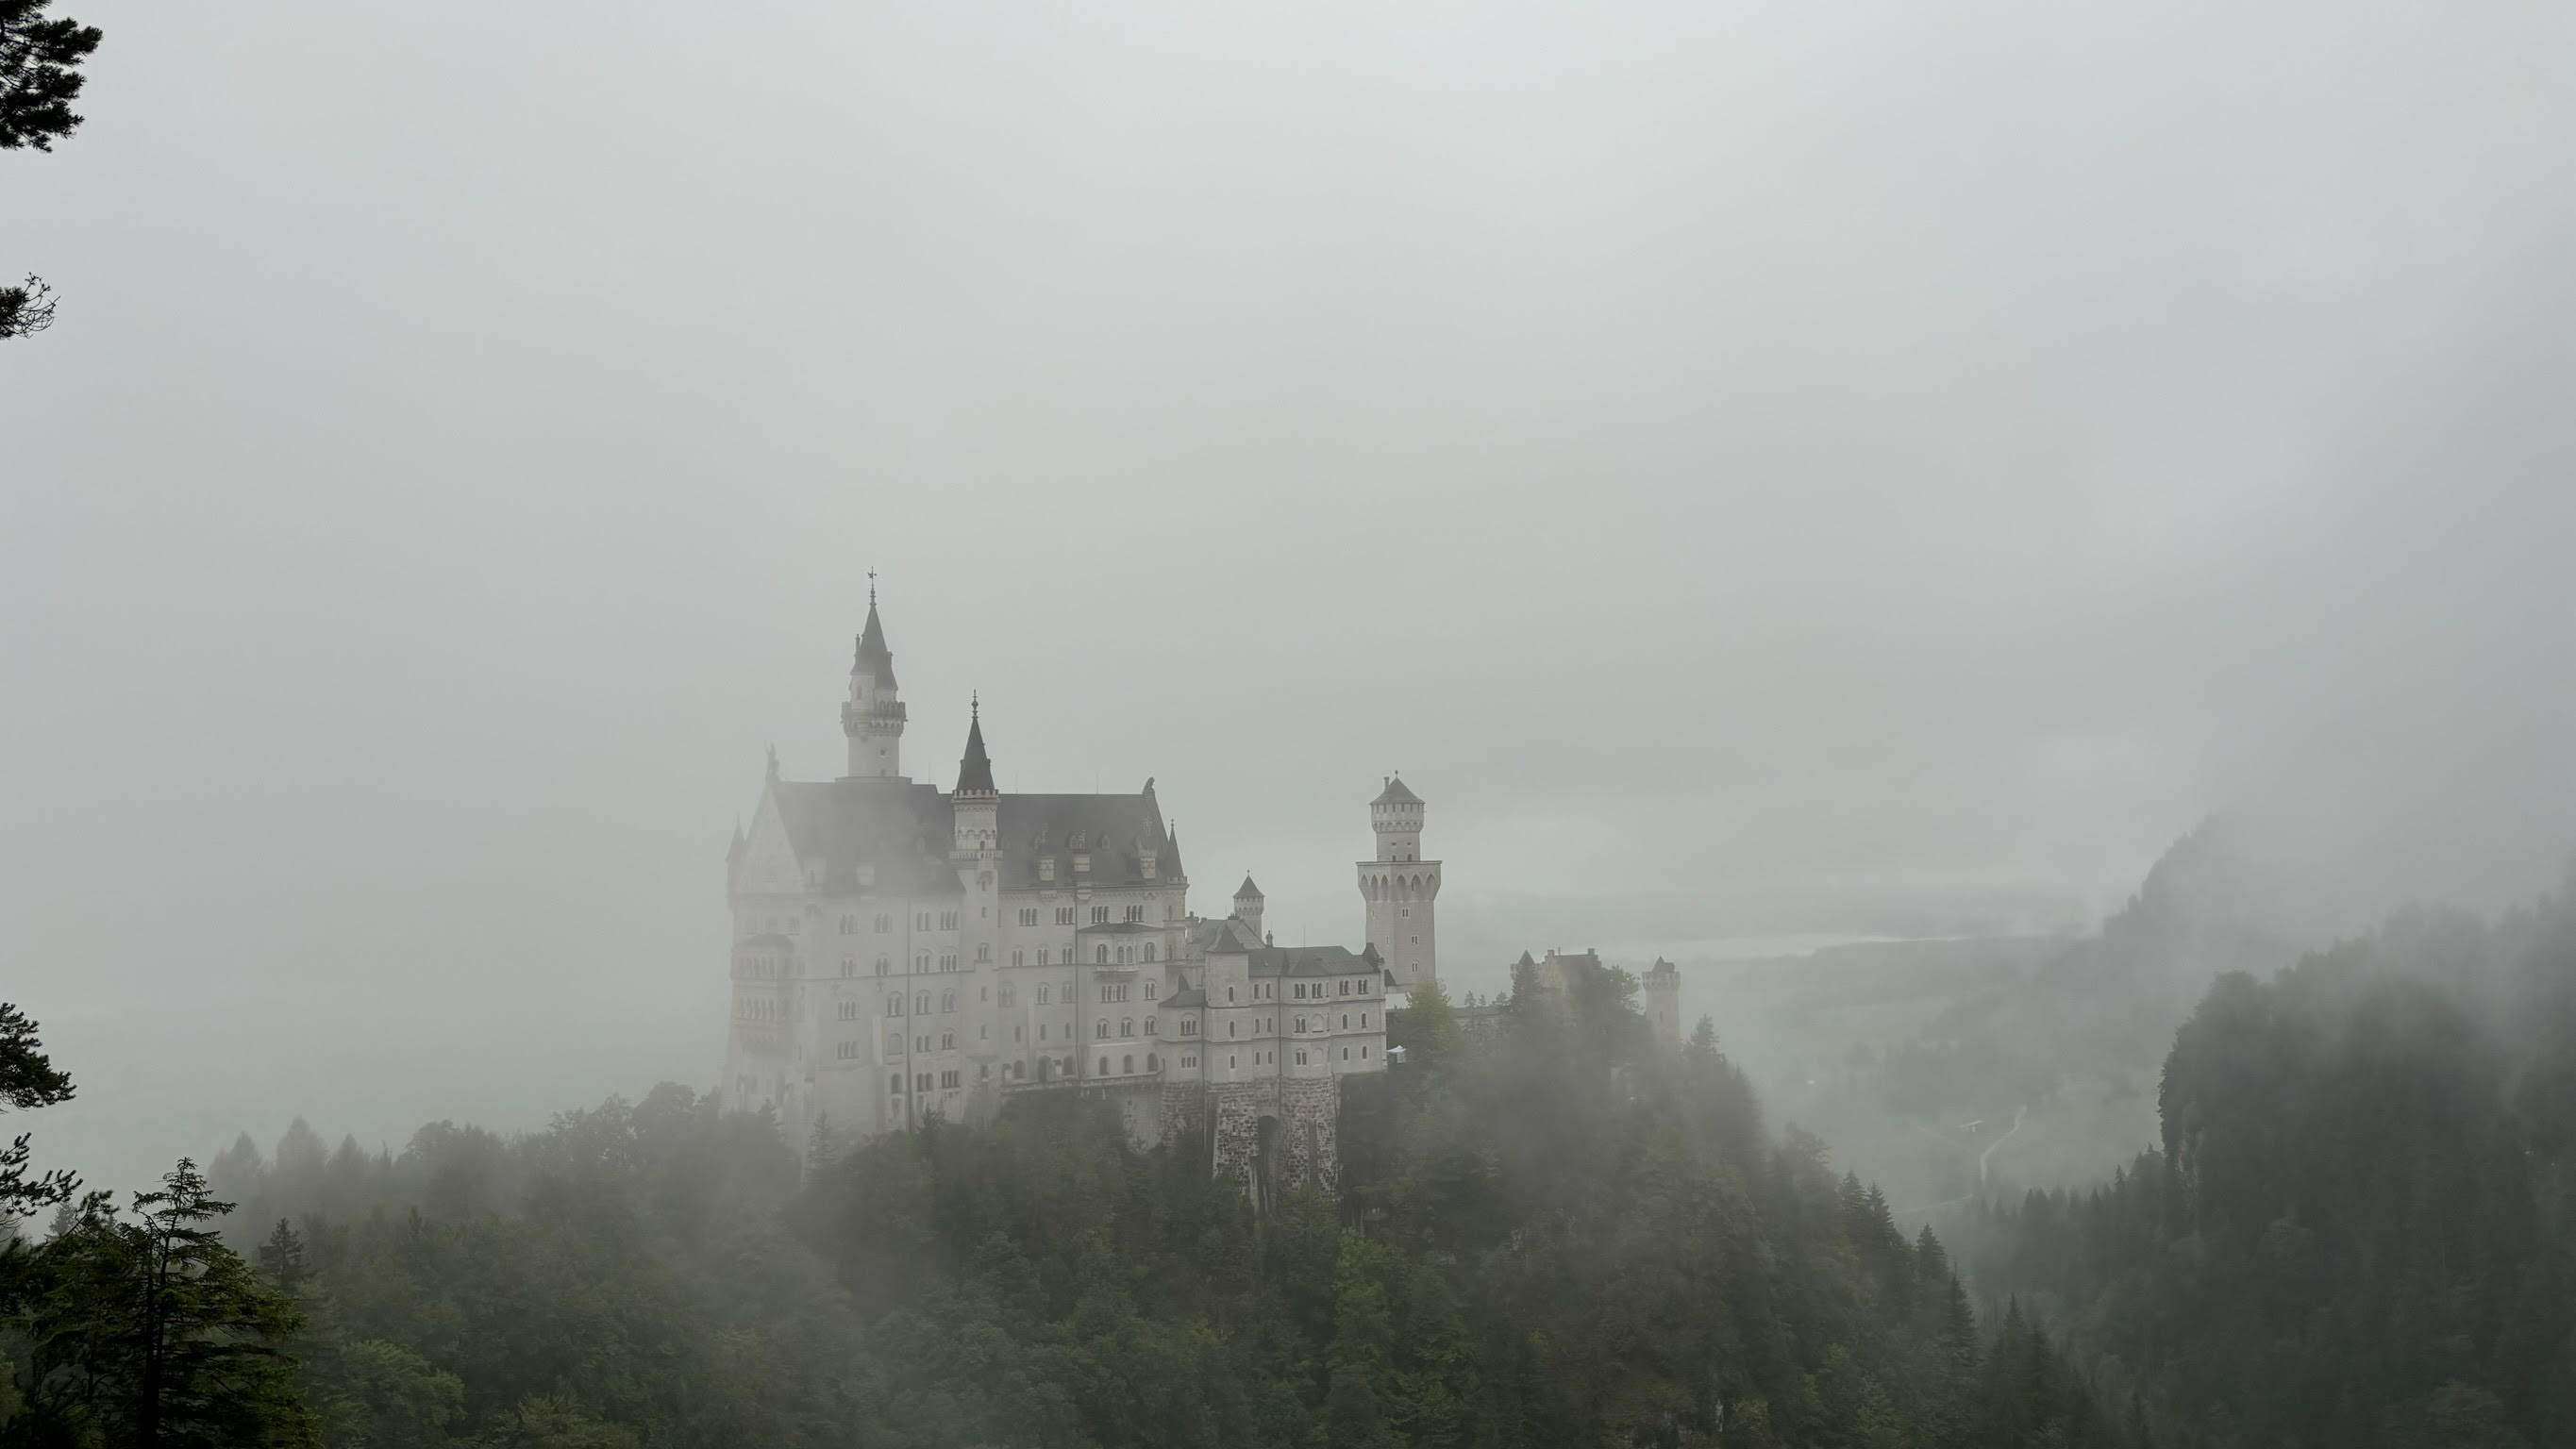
[915,992,929,1013]
[1341,1014,1348,1029]
[1227,987,1237,1003]
[940,954,957,972]
[941,1070,959,1089]
[1124,905,1143,923]
[1363,1045,1371,1058]
[1341,1046,1349,1060]
[840,915,855,935]
[1338,980,1349,995]
[916,913,929,931]
[1090,906,1109,924]
[1183,1056,1196,1068]
[1294,1016,1305,1033]
[915,954,928,973]
[891,1074,903,1094]
[1056,907,1076,925]
[1019,908,1037,926]
[1012,949,1024,967]
[1147,1053,1159,1071]
[1036,985,1050,1006]
[837,1041,856,1059]
[1039,1024,1047,1040]
[1182,1017,1197,1036]
[876,914,891,932]
[917,1074,932,1091]
[1120,1018,1132,1038]
[886,997,900,1018]
[887,1031,899,1053]
[876,957,890,975]
[1145,1017,1157,1036]
[941,911,958,931]
[1122,1055,1133,1074]
[941,1032,955,1051]
[1096,1020,1109,1040]
[939,991,956,1012]
[1097,1057,1109,1075]
[1000,985,1016,1007]
[1095,945,1109,964]
[1228,1022,1237,1038]
[1361,1012,1369,1028]
[1143,943,1156,962]
[977,943,990,963]
[1296,1051,1308,1066]
[979,1063,989,1080]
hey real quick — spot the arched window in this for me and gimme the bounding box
[1097,1056,1109,1076]
[915,992,928,1014]
[1122,1055,1133,1074]
[1145,1017,1157,1035]
[876,957,889,975]
[1183,1017,1197,1036]
[1095,944,1109,964]
[840,915,855,935]
[1143,942,1156,962]
[1227,986,1237,1003]
[1096,1019,1109,1040]
[977,943,990,963]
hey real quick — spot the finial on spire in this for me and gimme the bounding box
[765,742,779,781]
[972,690,979,719]
[867,567,878,606]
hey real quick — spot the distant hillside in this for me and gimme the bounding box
[1950,877,2576,1448]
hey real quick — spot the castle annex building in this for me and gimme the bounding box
[722,595,1441,1193]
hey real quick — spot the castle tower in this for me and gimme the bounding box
[952,699,1003,1119]
[1358,776,1439,998]
[842,585,908,779]
[1232,874,1265,941]
[1644,957,1681,1046]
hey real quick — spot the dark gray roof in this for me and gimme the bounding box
[955,709,995,794]
[1648,957,1678,976]
[1246,944,1382,978]
[1235,874,1263,900]
[853,602,897,687]
[771,778,958,895]
[1203,921,1257,954]
[998,793,1173,891]
[1162,987,1209,1008]
[1372,775,1422,807]
[1076,921,1159,936]
[766,777,1175,896]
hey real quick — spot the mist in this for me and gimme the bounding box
[5,0,2572,1208]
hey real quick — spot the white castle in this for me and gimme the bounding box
[721,592,1441,1193]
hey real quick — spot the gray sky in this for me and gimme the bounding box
[5,0,2571,1192]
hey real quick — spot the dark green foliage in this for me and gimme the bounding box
[0,1004,78,1220]
[1,0,99,339]
[126,981,2129,1447]
[3,1160,315,1447]
[0,0,98,152]
[1954,885,2576,1449]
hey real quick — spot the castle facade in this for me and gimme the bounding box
[721,595,1439,1195]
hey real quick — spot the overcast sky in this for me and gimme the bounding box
[5,0,2571,1191]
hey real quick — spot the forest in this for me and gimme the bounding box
[2,963,2128,1447]
[1951,879,2576,1448]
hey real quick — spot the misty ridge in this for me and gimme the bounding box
[7,2,2576,1448]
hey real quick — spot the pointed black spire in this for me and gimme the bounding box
[955,694,995,795]
[853,591,897,689]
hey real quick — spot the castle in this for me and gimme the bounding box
[721,593,1439,1197]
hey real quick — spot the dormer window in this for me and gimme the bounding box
[1040,856,1055,881]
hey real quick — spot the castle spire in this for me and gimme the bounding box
[843,586,909,779]
[955,696,995,795]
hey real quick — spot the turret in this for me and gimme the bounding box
[1232,874,1265,941]
[842,581,908,779]
[951,696,997,857]
[1358,776,1440,999]
[1644,957,1681,1046]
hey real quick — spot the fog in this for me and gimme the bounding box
[5,0,2571,1193]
